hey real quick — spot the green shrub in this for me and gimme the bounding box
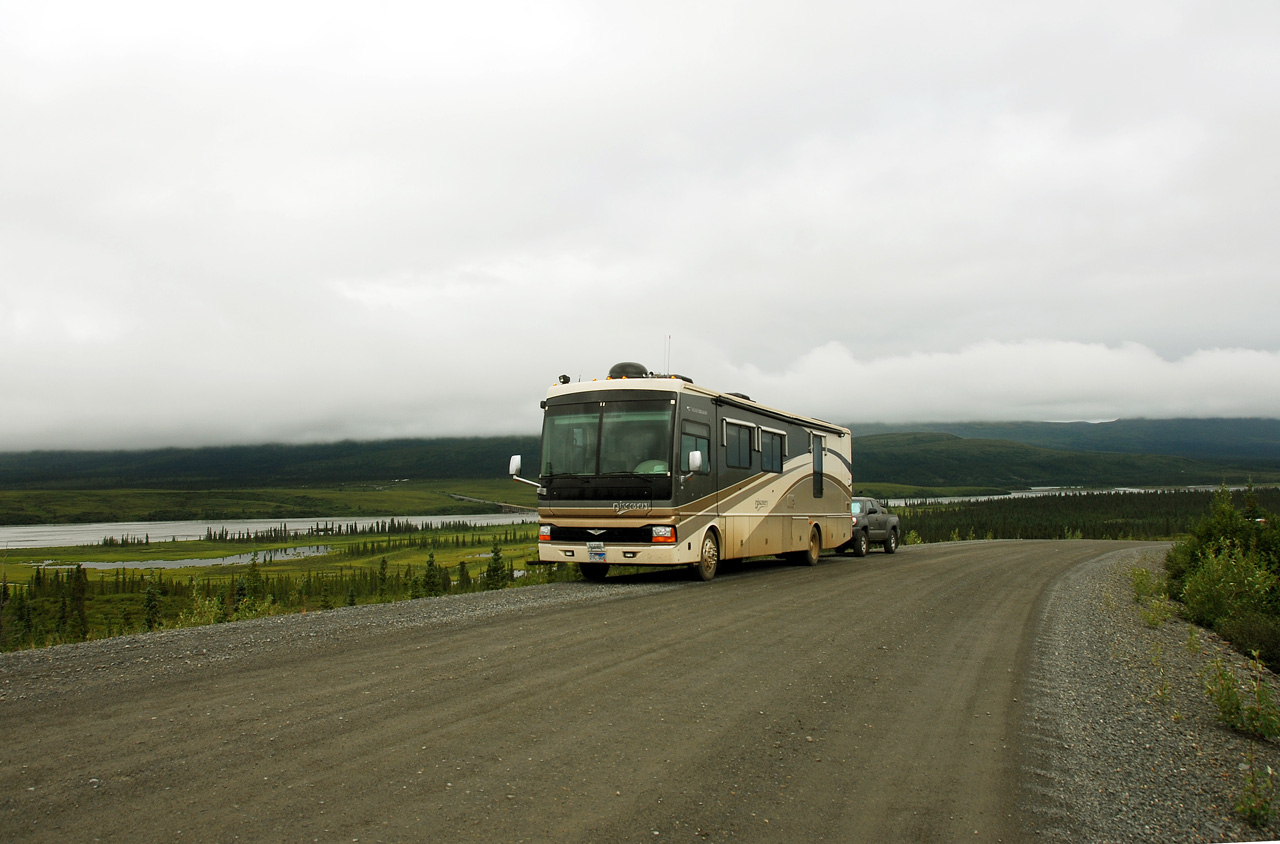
[1202,654,1280,739]
[1168,484,1280,599]
[1182,543,1276,629]
[1140,597,1175,629]
[176,595,224,628]
[1204,658,1244,728]
[1164,540,1196,598]
[1130,566,1166,604]
[1218,612,1280,669]
[1238,745,1275,829]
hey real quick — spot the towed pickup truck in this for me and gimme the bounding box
[841,497,901,556]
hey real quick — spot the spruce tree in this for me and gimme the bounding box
[456,562,472,591]
[68,565,89,642]
[484,539,506,590]
[143,586,161,632]
[424,552,443,597]
[245,559,265,600]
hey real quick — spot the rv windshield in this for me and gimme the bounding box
[541,398,674,478]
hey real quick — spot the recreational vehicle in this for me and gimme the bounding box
[510,362,853,581]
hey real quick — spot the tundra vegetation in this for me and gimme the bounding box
[0,521,562,651]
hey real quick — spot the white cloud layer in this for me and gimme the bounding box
[2,1,1278,450]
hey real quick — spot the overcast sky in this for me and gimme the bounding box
[3,1,1279,451]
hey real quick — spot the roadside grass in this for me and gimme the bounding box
[1114,555,1280,832]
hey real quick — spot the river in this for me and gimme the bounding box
[0,512,536,550]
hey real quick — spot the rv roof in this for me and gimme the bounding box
[543,377,848,437]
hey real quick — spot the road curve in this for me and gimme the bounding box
[1,540,1157,842]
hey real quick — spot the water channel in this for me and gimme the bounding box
[0,512,536,551]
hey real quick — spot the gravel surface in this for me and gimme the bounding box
[6,542,1280,842]
[0,581,681,704]
[1022,545,1280,843]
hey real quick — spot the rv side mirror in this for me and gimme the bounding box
[688,450,704,474]
[510,454,542,490]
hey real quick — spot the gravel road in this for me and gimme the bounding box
[3,540,1277,843]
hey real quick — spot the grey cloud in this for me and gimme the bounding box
[1,1,1277,449]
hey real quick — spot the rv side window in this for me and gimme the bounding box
[725,422,753,469]
[761,429,784,473]
[812,434,825,498]
[681,422,711,474]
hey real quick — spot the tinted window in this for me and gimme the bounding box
[726,422,752,469]
[542,399,674,477]
[761,431,784,473]
[812,434,825,498]
[681,421,711,474]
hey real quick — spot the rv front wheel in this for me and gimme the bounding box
[693,532,719,581]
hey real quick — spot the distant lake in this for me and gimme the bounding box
[0,512,536,550]
[882,484,1229,507]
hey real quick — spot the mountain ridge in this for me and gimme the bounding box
[1,418,1277,491]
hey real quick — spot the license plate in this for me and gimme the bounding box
[587,542,606,562]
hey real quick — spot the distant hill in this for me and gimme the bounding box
[844,418,1280,465]
[1,417,1278,492]
[0,437,541,490]
[848,432,1268,489]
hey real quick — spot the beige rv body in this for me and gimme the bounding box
[529,371,853,578]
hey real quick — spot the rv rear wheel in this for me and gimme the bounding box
[803,526,821,566]
[579,562,609,582]
[693,532,719,581]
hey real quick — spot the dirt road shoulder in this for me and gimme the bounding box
[1023,543,1280,842]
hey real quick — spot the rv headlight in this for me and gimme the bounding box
[650,525,676,544]
[539,524,551,541]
